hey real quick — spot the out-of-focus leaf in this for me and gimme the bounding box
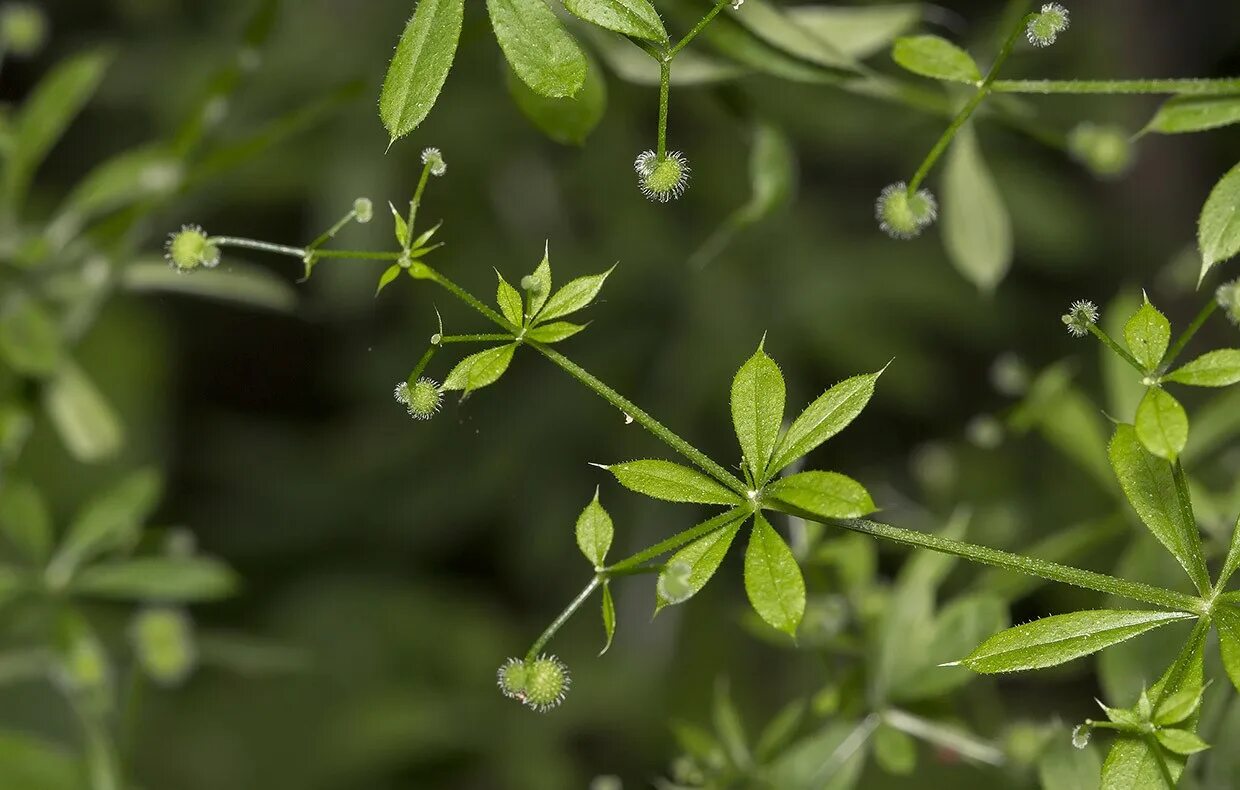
[122,259,297,312]
[755,699,806,763]
[765,719,870,790]
[50,470,160,580]
[41,361,123,463]
[892,594,1008,701]
[892,35,980,83]
[1038,736,1102,790]
[379,0,465,142]
[729,0,856,71]
[586,29,746,85]
[0,731,85,790]
[50,145,181,241]
[487,0,586,98]
[941,123,1012,293]
[1010,364,1113,489]
[507,52,606,146]
[0,479,52,563]
[873,724,916,775]
[785,5,921,59]
[72,557,238,602]
[1198,160,1240,281]
[0,292,63,378]
[712,678,750,770]
[1143,95,1240,135]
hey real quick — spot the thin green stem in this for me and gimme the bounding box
[305,209,359,252]
[532,342,749,495]
[769,509,1204,613]
[210,236,305,259]
[992,77,1240,95]
[525,576,601,661]
[656,60,671,158]
[311,249,402,261]
[416,265,518,333]
[907,14,1028,192]
[668,0,730,59]
[1087,323,1147,375]
[438,333,514,344]
[882,709,1005,766]
[406,162,434,242]
[408,347,437,382]
[1160,300,1217,373]
[607,508,748,573]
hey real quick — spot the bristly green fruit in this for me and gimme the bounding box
[497,655,570,711]
[1026,3,1069,47]
[635,150,691,203]
[875,182,937,239]
[164,225,220,272]
[394,378,443,420]
[1218,279,1240,327]
[1061,299,1099,337]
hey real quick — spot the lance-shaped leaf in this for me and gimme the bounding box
[574,489,613,567]
[507,51,606,146]
[50,470,160,577]
[730,343,785,482]
[563,0,667,43]
[442,344,517,393]
[495,270,524,326]
[1165,349,1240,387]
[1109,424,1209,591]
[1198,160,1240,282]
[1219,514,1240,589]
[1135,388,1188,462]
[785,5,920,60]
[729,0,856,71]
[1156,729,1209,756]
[43,361,123,463]
[892,35,980,83]
[525,322,585,343]
[1102,738,1175,790]
[1124,299,1171,372]
[599,582,616,655]
[525,249,553,316]
[764,471,874,519]
[655,518,745,610]
[744,514,805,637]
[1217,605,1240,693]
[487,0,586,98]
[0,292,62,378]
[536,266,614,323]
[606,460,742,505]
[941,123,1012,293]
[768,370,880,475]
[379,0,465,142]
[1143,96,1240,135]
[71,557,238,602]
[956,610,1193,673]
[0,479,52,563]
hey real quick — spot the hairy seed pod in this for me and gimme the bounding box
[353,197,374,224]
[394,378,443,420]
[164,225,220,272]
[634,150,691,203]
[523,654,570,712]
[1026,3,1069,47]
[421,147,447,177]
[1061,299,1099,337]
[496,657,529,700]
[1216,279,1240,327]
[875,182,937,240]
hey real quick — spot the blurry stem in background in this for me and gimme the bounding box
[1086,323,1146,375]
[880,708,1005,766]
[992,77,1240,95]
[907,12,1030,193]
[1161,300,1218,373]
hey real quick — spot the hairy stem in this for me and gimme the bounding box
[907,13,1028,192]
[1087,323,1146,374]
[210,236,305,258]
[992,77,1240,95]
[1161,300,1218,373]
[656,60,671,159]
[607,508,748,573]
[305,208,360,253]
[668,0,731,59]
[525,576,601,661]
[438,333,514,344]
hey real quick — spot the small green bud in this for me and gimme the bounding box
[497,655,570,712]
[353,197,374,224]
[634,150,691,203]
[1071,723,1091,749]
[1067,122,1134,179]
[1061,299,1099,337]
[1026,3,1069,47]
[164,224,220,272]
[421,147,447,177]
[394,377,443,420]
[130,607,197,687]
[1216,279,1240,327]
[0,3,47,57]
[875,182,937,240]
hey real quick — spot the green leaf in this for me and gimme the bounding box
[122,259,297,313]
[743,513,805,637]
[655,518,744,609]
[495,270,524,326]
[1143,95,1240,135]
[525,321,585,343]
[50,470,160,580]
[0,568,26,611]
[1109,424,1208,590]
[728,0,856,71]
[586,28,745,86]
[574,489,613,567]
[764,471,874,519]
[712,677,751,770]
[607,460,742,505]
[755,699,806,763]
[730,344,785,482]
[1217,605,1240,693]
[1038,736,1102,790]
[1135,388,1189,462]
[1165,349,1240,387]
[487,0,586,98]
[375,265,403,296]
[563,0,667,43]
[525,248,553,316]
[507,51,606,146]
[52,144,180,237]
[1010,363,1113,488]
[958,609,1193,673]
[1154,686,1205,726]
[1198,160,1240,281]
[1101,737,1174,790]
[891,594,1009,702]
[390,202,410,248]
[769,370,880,475]
[599,582,615,655]
[6,49,112,205]
[1220,514,1240,588]
[0,292,63,377]
[379,0,465,142]
[42,361,123,463]
[785,4,921,60]
[0,731,85,790]
[537,266,614,323]
[71,557,238,602]
[891,35,981,84]
[873,724,916,776]
[1155,728,1209,755]
[941,123,1012,293]
[1124,299,1171,372]
[441,344,517,393]
[0,479,52,563]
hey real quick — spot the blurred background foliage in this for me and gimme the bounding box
[2,0,1240,788]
